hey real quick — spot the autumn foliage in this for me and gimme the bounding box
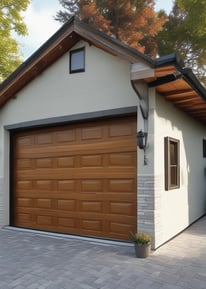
[157,0,206,86]
[56,0,166,58]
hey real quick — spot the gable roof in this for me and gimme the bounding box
[0,17,206,124]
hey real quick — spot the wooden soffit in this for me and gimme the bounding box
[145,65,206,124]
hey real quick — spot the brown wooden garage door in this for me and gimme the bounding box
[12,115,137,240]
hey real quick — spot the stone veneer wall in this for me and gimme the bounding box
[137,174,162,249]
[0,177,8,227]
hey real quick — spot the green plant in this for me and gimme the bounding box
[130,232,152,244]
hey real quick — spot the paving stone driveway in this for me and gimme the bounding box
[0,216,206,289]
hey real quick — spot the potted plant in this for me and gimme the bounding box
[130,232,152,258]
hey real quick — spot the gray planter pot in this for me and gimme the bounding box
[134,243,151,258]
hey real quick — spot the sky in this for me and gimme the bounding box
[17,0,174,60]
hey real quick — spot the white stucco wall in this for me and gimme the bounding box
[1,41,138,127]
[154,93,206,247]
[0,41,139,227]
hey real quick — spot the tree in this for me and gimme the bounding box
[56,0,166,58]
[0,0,30,82]
[157,0,206,86]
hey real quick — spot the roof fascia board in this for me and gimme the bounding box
[175,67,206,102]
[0,17,153,100]
[73,20,153,66]
[0,25,80,107]
[131,62,154,80]
[0,17,75,88]
[154,54,206,102]
[154,53,183,68]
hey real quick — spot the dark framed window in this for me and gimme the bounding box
[203,139,206,158]
[165,137,180,190]
[70,47,85,73]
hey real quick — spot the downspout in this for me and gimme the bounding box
[131,79,149,165]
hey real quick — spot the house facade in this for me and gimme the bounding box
[0,18,205,248]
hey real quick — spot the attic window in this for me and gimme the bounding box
[70,47,85,73]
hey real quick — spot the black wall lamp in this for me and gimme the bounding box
[137,130,147,150]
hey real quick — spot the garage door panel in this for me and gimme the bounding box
[16,152,136,170]
[80,201,103,212]
[16,138,135,158]
[109,179,135,192]
[58,217,76,228]
[16,159,33,169]
[17,188,52,200]
[34,180,54,190]
[109,122,136,137]
[16,213,33,224]
[109,202,135,215]
[80,155,103,167]
[35,158,53,168]
[36,199,52,209]
[57,157,75,168]
[55,129,76,143]
[16,135,34,147]
[37,215,53,226]
[81,219,102,232]
[36,133,53,145]
[57,200,76,211]
[109,152,136,166]
[81,126,103,141]
[15,215,135,240]
[81,180,103,192]
[16,206,136,221]
[13,116,137,240]
[109,222,135,236]
[16,169,136,181]
[16,198,33,208]
[16,192,136,204]
[57,180,76,191]
[16,180,33,190]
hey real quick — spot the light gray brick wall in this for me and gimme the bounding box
[154,176,163,248]
[0,174,9,228]
[0,177,5,226]
[137,174,163,249]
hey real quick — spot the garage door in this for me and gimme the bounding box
[12,115,137,240]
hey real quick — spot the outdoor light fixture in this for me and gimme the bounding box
[137,130,147,150]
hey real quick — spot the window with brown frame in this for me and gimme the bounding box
[203,139,206,158]
[165,137,180,190]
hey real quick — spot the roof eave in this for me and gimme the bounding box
[0,17,76,92]
[154,54,206,102]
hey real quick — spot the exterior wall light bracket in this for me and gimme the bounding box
[137,130,147,150]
